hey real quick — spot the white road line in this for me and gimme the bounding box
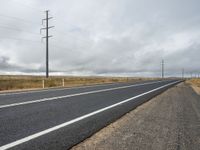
[0,80,180,150]
[0,80,165,109]
[0,82,122,96]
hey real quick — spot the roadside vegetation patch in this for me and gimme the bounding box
[0,75,155,92]
[186,79,200,94]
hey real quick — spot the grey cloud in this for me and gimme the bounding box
[0,0,199,77]
[0,56,12,69]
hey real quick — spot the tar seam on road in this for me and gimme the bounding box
[0,80,165,109]
[0,80,180,150]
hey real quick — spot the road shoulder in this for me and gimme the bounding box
[71,82,200,150]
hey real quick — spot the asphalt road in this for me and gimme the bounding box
[0,79,181,150]
[73,82,200,150]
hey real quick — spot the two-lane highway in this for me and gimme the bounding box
[0,79,181,150]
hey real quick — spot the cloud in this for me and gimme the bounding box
[0,56,12,69]
[0,0,199,77]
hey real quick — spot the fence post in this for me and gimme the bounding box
[42,80,45,89]
[62,78,65,87]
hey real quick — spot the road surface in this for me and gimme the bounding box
[72,82,200,150]
[0,79,181,150]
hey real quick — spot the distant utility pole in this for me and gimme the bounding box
[182,68,184,79]
[40,10,54,78]
[162,59,164,79]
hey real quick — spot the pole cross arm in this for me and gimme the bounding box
[43,17,53,20]
[48,26,55,29]
[40,28,46,34]
[40,26,54,34]
[42,17,53,25]
[41,36,53,42]
[42,35,53,38]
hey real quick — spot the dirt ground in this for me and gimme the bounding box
[72,82,200,150]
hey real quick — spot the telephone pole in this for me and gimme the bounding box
[41,10,54,78]
[162,59,164,79]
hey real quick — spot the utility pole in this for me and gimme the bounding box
[162,59,164,79]
[41,10,54,78]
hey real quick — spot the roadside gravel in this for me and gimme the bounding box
[72,82,200,150]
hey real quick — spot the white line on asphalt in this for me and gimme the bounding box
[0,82,122,96]
[0,80,165,109]
[0,80,180,150]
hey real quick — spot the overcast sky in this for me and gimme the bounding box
[0,0,199,77]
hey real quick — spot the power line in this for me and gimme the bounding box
[0,25,41,36]
[0,14,92,52]
[0,36,41,43]
[0,8,93,47]
[7,0,43,12]
[0,13,39,25]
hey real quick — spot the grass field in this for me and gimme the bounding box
[0,75,156,92]
[187,78,200,87]
[186,78,200,94]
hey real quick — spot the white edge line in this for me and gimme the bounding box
[0,82,123,96]
[0,80,180,150]
[0,80,152,96]
[0,80,165,109]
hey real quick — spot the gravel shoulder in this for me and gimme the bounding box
[71,82,200,150]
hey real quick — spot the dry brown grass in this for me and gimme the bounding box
[186,78,200,95]
[0,75,156,92]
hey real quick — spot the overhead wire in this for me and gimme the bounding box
[0,10,42,43]
[0,5,94,49]
[0,36,42,43]
[0,1,94,55]
[7,0,43,12]
[0,25,41,36]
[0,13,40,25]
